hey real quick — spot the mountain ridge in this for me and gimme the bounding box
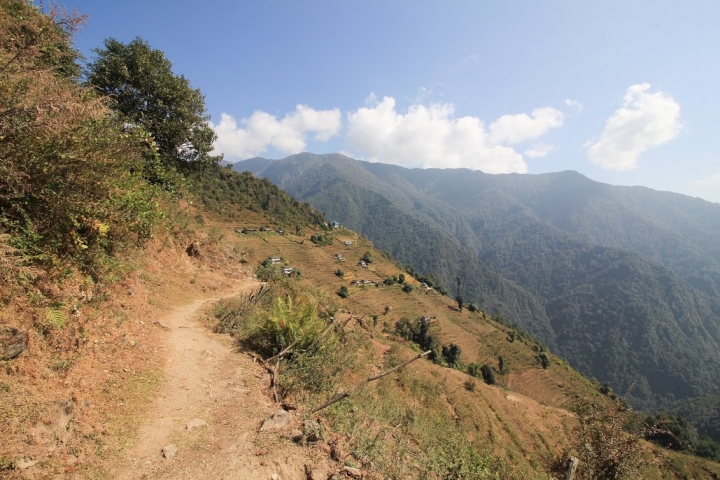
[233,152,720,409]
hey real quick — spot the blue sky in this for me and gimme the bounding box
[60,0,720,203]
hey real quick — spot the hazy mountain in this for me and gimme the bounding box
[233,152,720,409]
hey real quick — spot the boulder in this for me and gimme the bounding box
[343,466,363,478]
[162,444,177,459]
[259,409,292,431]
[290,429,304,443]
[186,418,208,430]
[0,326,29,360]
[302,419,321,442]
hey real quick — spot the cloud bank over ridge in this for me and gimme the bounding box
[210,105,342,160]
[212,96,566,174]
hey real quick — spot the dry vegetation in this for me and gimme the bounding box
[2,2,720,478]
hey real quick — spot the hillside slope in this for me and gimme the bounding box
[213,214,720,479]
[234,153,720,409]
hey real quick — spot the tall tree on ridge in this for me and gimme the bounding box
[86,37,221,180]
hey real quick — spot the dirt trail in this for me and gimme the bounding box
[115,281,327,480]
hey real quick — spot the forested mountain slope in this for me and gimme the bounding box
[234,153,720,409]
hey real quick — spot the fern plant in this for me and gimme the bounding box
[246,294,326,358]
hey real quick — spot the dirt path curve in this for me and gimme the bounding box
[115,280,326,480]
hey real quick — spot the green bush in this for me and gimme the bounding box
[442,343,462,367]
[337,285,349,298]
[480,364,496,385]
[310,232,333,246]
[242,294,327,358]
[467,363,481,378]
[537,352,551,369]
[255,258,281,282]
[402,283,414,294]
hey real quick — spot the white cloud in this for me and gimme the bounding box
[587,83,682,171]
[565,98,583,112]
[524,143,555,159]
[489,107,564,145]
[211,105,342,160]
[345,96,562,174]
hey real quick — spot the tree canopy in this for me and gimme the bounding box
[86,37,221,176]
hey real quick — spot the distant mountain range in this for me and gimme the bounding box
[233,152,720,410]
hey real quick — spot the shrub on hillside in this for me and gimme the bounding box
[537,352,551,369]
[0,2,164,278]
[564,397,649,480]
[337,285,349,298]
[255,258,281,282]
[441,343,462,367]
[480,364,495,385]
[310,232,333,246]
[242,294,327,358]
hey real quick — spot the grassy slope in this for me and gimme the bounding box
[217,214,720,479]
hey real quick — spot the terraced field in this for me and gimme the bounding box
[192,217,720,478]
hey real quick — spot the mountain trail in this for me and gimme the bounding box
[114,279,328,480]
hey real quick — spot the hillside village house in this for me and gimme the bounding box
[331,221,340,229]
[344,240,353,245]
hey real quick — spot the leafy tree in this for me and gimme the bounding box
[335,269,345,277]
[398,273,405,284]
[361,251,374,264]
[395,316,441,361]
[467,363,481,378]
[480,364,496,385]
[442,343,462,367]
[87,37,221,177]
[337,285,349,298]
[498,356,506,375]
[402,283,414,294]
[537,352,551,369]
[395,317,416,341]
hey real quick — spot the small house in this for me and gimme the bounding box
[344,240,353,246]
[282,266,294,275]
[270,257,282,264]
[331,221,340,229]
[333,253,345,261]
